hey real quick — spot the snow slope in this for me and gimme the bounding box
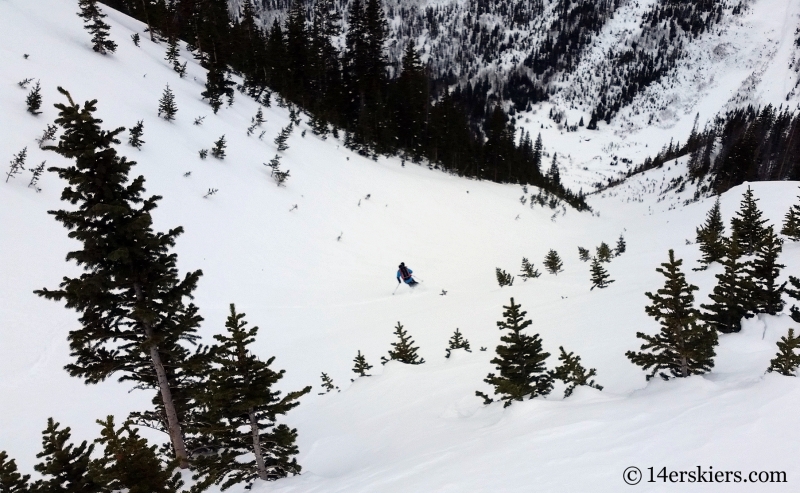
[1,1,800,491]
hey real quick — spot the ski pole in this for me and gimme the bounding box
[392,283,401,295]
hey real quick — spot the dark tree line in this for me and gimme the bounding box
[102,0,588,209]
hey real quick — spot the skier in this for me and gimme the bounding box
[397,262,418,287]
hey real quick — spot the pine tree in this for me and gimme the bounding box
[5,147,27,183]
[201,64,235,114]
[27,80,42,115]
[700,235,756,333]
[767,329,800,376]
[477,298,552,407]
[547,153,560,185]
[445,328,471,358]
[543,249,563,274]
[165,36,181,72]
[29,161,45,191]
[35,88,202,467]
[0,451,30,493]
[252,107,265,127]
[590,256,614,290]
[33,418,102,492]
[532,133,543,172]
[519,257,541,281]
[577,246,590,262]
[695,197,727,269]
[751,226,785,315]
[495,268,514,287]
[596,242,613,263]
[352,350,373,377]
[193,304,311,488]
[211,135,226,159]
[274,124,293,152]
[381,322,425,365]
[731,186,768,255]
[787,276,800,324]
[781,189,800,241]
[626,250,717,380]
[128,120,144,149]
[92,416,182,493]
[615,234,626,256]
[319,373,337,394]
[158,85,177,121]
[77,0,117,54]
[552,347,603,397]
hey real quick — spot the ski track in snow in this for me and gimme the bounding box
[1,1,799,492]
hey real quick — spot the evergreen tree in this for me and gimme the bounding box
[543,249,563,275]
[92,416,182,493]
[193,304,310,488]
[519,257,541,281]
[626,250,717,380]
[201,65,234,114]
[319,373,337,394]
[551,346,603,397]
[0,451,30,493]
[33,418,102,492]
[547,153,560,185]
[445,328,471,358]
[700,235,755,333]
[211,135,226,159]
[596,242,613,263]
[781,189,800,241]
[27,80,42,115]
[787,276,800,324]
[5,147,27,183]
[590,256,614,290]
[36,88,202,467]
[731,186,768,255]
[615,234,626,256]
[29,161,45,191]
[158,85,177,121]
[495,268,514,287]
[532,133,543,173]
[767,329,800,376]
[695,197,726,269]
[128,120,144,149]
[751,226,785,315]
[477,298,552,407]
[274,124,292,152]
[352,350,373,377]
[77,0,117,54]
[577,246,590,262]
[381,322,425,365]
[165,36,180,68]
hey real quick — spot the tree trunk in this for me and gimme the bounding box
[139,0,155,42]
[135,283,189,469]
[249,409,269,480]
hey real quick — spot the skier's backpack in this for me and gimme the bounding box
[399,264,411,281]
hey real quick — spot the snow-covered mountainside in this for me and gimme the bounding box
[248,0,800,174]
[2,1,800,492]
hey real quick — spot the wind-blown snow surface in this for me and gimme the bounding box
[1,1,799,491]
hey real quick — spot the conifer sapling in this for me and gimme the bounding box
[128,120,145,149]
[767,329,800,376]
[552,346,603,397]
[26,80,42,115]
[626,250,717,380]
[445,328,471,358]
[596,242,613,262]
[77,0,117,54]
[5,147,27,183]
[615,234,626,256]
[543,249,563,275]
[781,189,800,241]
[211,135,226,159]
[36,124,58,149]
[495,268,514,287]
[520,257,541,281]
[319,373,338,394]
[731,186,768,255]
[29,161,45,191]
[352,350,373,377]
[700,235,755,333]
[589,256,614,290]
[477,298,552,407]
[751,225,785,315]
[381,322,425,365]
[695,197,726,269]
[158,85,177,121]
[578,246,590,262]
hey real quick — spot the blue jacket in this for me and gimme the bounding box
[397,267,414,284]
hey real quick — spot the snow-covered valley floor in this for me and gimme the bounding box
[1,1,799,491]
